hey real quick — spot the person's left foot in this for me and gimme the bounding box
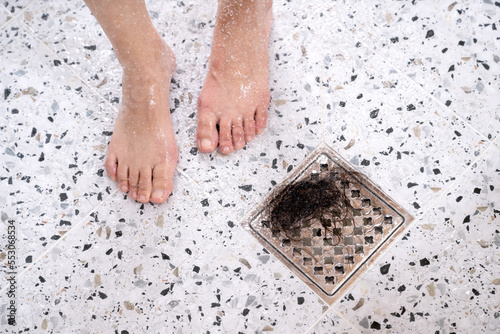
[196,0,273,154]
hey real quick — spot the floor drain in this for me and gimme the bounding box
[241,144,414,304]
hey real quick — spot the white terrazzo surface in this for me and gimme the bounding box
[1,0,499,333]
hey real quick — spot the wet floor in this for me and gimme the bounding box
[1,0,499,333]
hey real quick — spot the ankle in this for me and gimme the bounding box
[117,34,174,73]
[217,0,272,25]
[218,0,272,12]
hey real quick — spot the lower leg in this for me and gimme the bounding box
[84,0,163,71]
[197,0,273,154]
[84,0,178,203]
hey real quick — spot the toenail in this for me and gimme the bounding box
[120,185,128,192]
[200,139,212,151]
[132,191,137,199]
[221,146,230,154]
[139,195,146,202]
[151,190,163,199]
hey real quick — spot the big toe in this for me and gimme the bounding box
[105,154,118,181]
[150,164,174,204]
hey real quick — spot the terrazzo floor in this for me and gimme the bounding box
[1,0,499,333]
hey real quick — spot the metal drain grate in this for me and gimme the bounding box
[241,144,414,304]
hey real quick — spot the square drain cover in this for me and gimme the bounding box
[241,144,414,304]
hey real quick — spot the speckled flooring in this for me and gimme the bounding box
[1,0,499,333]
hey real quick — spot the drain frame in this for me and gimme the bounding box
[240,144,414,304]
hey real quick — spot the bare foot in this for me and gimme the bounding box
[105,37,178,204]
[197,0,273,154]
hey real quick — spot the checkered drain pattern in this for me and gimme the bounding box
[242,146,414,304]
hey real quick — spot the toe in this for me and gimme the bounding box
[128,168,140,200]
[105,154,118,181]
[137,168,152,203]
[150,164,173,204]
[219,117,234,154]
[232,118,245,150]
[196,105,219,153]
[117,162,129,193]
[255,105,268,135]
[244,116,256,143]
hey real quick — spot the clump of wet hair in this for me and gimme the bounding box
[267,171,354,243]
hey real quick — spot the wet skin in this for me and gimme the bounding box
[197,0,273,154]
[86,0,273,203]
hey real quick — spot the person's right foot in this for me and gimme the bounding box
[196,0,273,154]
[105,37,178,204]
